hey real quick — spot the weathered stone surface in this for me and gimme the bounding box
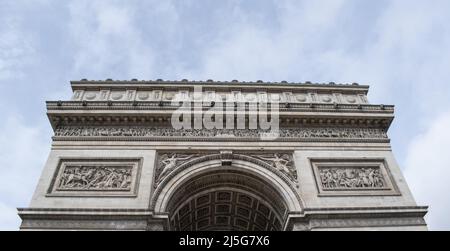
[54,126,388,141]
[19,80,428,231]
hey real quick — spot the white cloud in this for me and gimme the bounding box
[404,111,450,230]
[0,115,50,230]
[188,0,349,81]
[188,0,450,108]
[68,0,158,79]
[0,7,35,81]
[0,201,19,231]
[190,0,450,228]
[0,0,449,231]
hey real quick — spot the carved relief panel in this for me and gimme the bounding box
[310,158,400,196]
[54,126,388,141]
[73,88,367,105]
[153,152,298,189]
[155,153,201,185]
[47,158,142,197]
[251,154,297,182]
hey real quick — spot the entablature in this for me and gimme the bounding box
[45,80,395,141]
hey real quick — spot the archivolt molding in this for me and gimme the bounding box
[154,152,297,186]
[151,152,303,213]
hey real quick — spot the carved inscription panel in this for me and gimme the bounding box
[48,159,141,197]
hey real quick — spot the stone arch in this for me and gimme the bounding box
[151,153,303,230]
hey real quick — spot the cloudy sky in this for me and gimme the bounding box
[1,0,450,230]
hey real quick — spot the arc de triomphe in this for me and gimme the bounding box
[18,79,428,231]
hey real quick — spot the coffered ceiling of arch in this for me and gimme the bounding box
[170,190,283,231]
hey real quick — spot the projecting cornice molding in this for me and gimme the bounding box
[47,101,392,112]
[71,79,369,92]
[46,101,393,125]
[47,113,393,131]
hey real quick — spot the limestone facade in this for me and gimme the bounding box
[18,80,427,231]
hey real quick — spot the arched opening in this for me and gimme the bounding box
[166,169,288,231]
[151,154,304,231]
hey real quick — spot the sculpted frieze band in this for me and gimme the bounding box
[54,126,387,140]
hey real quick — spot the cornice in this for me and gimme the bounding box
[285,206,428,230]
[46,114,393,130]
[70,79,369,94]
[17,208,152,217]
[19,206,427,224]
[46,101,394,130]
[47,100,393,113]
[302,206,428,215]
[287,205,429,219]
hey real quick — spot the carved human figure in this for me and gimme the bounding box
[62,167,85,188]
[59,166,132,190]
[319,167,385,189]
[257,154,296,180]
[157,154,193,182]
[55,126,387,139]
